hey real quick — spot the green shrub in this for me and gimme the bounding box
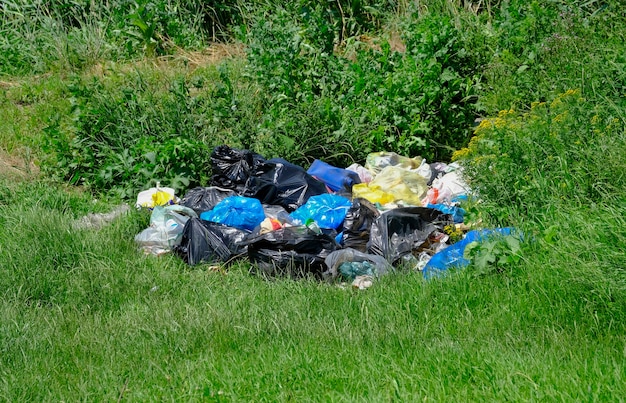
[246,10,481,165]
[43,72,219,198]
[453,89,626,226]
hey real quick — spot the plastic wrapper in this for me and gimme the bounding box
[180,186,237,215]
[371,166,428,205]
[135,205,198,255]
[307,159,361,193]
[210,145,266,191]
[368,207,452,265]
[244,226,339,278]
[324,248,393,280]
[365,152,423,176]
[200,196,265,231]
[174,218,250,265]
[243,158,327,212]
[426,203,466,224]
[341,198,380,252]
[289,194,352,230]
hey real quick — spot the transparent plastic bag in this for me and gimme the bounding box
[365,152,423,176]
[135,205,198,255]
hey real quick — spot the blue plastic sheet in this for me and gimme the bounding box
[423,228,514,279]
[200,196,265,231]
[290,194,352,230]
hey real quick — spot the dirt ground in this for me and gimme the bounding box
[0,148,38,180]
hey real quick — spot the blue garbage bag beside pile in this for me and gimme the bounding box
[135,145,519,287]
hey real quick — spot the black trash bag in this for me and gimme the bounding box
[174,218,250,266]
[179,186,237,215]
[210,145,266,192]
[341,198,380,252]
[243,158,328,212]
[368,207,452,265]
[244,226,339,278]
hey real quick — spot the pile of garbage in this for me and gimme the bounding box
[134,145,505,288]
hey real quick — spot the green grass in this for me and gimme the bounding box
[1,178,625,400]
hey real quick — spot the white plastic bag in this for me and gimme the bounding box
[425,170,470,204]
[135,182,177,209]
[135,205,197,255]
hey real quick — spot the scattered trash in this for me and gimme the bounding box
[426,203,466,224]
[425,168,470,204]
[352,275,374,290]
[131,145,519,289]
[73,204,130,230]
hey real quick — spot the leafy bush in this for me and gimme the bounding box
[246,10,481,165]
[43,72,225,198]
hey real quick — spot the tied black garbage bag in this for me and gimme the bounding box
[174,218,250,266]
[244,226,339,278]
[368,207,452,265]
[210,145,266,192]
[341,198,380,252]
[179,186,237,215]
[243,158,327,212]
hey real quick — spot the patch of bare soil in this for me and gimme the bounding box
[0,149,39,180]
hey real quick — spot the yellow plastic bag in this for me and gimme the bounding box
[365,152,423,176]
[152,190,174,207]
[353,166,427,206]
[352,183,395,205]
[371,166,428,205]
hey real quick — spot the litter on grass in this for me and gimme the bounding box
[134,145,518,288]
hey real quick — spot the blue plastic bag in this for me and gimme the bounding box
[200,196,265,231]
[307,159,361,193]
[423,228,514,279]
[290,194,352,230]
